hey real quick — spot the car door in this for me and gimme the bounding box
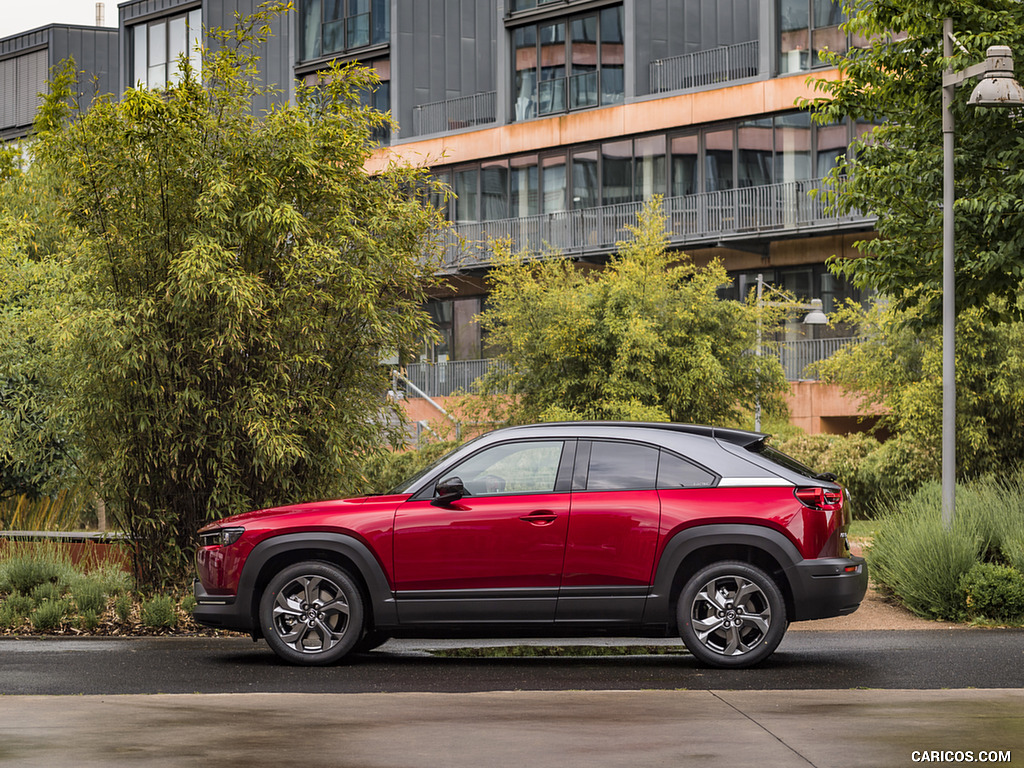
[393,439,574,624]
[556,439,662,623]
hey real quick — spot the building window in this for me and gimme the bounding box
[778,0,846,74]
[0,51,47,130]
[512,5,624,121]
[300,0,390,62]
[130,9,202,89]
[435,112,865,223]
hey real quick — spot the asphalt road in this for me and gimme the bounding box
[3,629,1023,695]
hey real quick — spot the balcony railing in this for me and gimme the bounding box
[650,41,760,93]
[777,336,862,381]
[439,178,871,271]
[400,338,864,399]
[411,91,497,137]
[400,359,507,398]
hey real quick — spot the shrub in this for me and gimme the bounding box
[868,474,1024,621]
[78,609,101,632]
[113,593,133,623]
[71,578,107,614]
[181,593,197,614]
[0,592,34,629]
[29,599,68,631]
[30,582,62,604]
[0,603,19,629]
[90,564,133,596]
[959,563,1024,622]
[1,553,71,594]
[140,595,177,629]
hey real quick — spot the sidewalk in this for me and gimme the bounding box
[1,689,1020,767]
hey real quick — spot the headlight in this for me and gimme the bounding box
[199,527,245,548]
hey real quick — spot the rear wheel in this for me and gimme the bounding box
[259,561,364,666]
[678,561,786,668]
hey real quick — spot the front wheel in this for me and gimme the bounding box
[259,561,365,666]
[678,561,786,668]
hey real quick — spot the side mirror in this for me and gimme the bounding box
[431,476,466,507]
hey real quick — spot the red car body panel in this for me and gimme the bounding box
[392,493,570,591]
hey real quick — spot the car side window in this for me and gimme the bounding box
[657,450,716,489]
[585,441,659,491]
[448,440,565,496]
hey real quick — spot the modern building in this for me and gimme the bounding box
[0,23,118,142]
[354,0,878,434]
[0,0,880,433]
[117,0,293,114]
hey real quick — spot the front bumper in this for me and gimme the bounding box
[192,579,256,634]
[787,556,868,622]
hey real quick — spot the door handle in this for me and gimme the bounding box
[520,510,558,525]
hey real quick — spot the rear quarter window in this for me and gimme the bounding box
[657,451,716,489]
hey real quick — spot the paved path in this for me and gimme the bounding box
[1,689,1021,768]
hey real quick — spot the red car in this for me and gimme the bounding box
[194,422,866,667]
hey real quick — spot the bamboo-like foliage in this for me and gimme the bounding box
[477,200,789,426]
[2,4,443,585]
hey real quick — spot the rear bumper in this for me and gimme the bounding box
[192,579,254,634]
[787,556,868,622]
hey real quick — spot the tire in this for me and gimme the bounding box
[678,561,787,669]
[259,561,365,666]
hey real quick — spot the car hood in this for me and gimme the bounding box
[200,494,410,530]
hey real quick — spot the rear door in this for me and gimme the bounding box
[556,439,661,622]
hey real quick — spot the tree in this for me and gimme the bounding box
[803,0,1024,324]
[814,297,1024,480]
[476,200,788,426]
[8,5,443,584]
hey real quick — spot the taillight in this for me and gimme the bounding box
[794,486,843,511]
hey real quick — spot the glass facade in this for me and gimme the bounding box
[130,9,202,89]
[435,113,871,223]
[513,5,624,121]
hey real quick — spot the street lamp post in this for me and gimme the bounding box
[940,20,1024,526]
[754,273,828,433]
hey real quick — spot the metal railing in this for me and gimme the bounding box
[777,336,862,381]
[650,41,760,93]
[411,91,498,136]
[399,339,863,399]
[400,359,507,398]
[440,178,869,270]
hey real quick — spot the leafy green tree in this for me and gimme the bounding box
[815,298,1024,481]
[804,0,1024,323]
[5,6,443,584]
[477,200,788,426]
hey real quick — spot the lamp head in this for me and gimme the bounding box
[802,298,828,325]
[969,46,1024,107]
